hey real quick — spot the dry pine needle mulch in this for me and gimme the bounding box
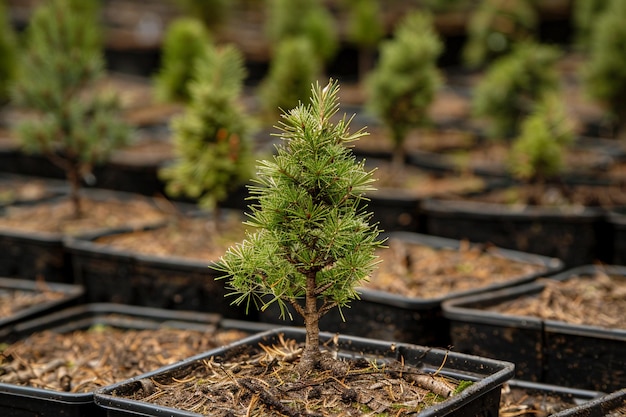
[366,238,547,299]
[488,269,626,329]
[118,334,471,417]
[0,323,248,393]
[0,288,65,318]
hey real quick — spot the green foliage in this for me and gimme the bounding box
[173,0,231,29]
[463,0,538,68]
[218,80,382,348]
[258,37,320,120]
[0,0,16,104]
[366,10,442,166]
[159,45,254,212]
[343,0,384,49]
[154,17,212,103]
[10,0,129,215]
[572,0,608,51]
[583,0,626,139]
[472,41,561,139]
[508,94,575,182]
[266,0,338,65]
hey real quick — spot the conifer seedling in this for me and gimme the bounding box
[508,93,575,185]
[0,0,16,104]
[153,17,212,104]
[472,41,561,139]
[366,10,442,171]
[218,79,383,372]
[159,44,254,219]
[583,0,626,140]
[10,0,130,218]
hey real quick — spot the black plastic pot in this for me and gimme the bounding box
[258,231,563,348]
[551,388,626,417]
[0,303,268,417]
[94,327,515,417]
[65,212,254,321]
[442,265,626,392]
[0,277,84,339]
[607,207,626,265]
[0,189,168,283]
[422,196,607,268]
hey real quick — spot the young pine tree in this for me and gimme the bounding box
[0,0,16,104]
[153,17,213,104]
[366,10,442,170]
[463,0,538,69]
[258,36,320,121]
[583,0,626,141]
[10,0,129,218]
[472,41,561,139]
[265,0,339,71]
[159,45,254,217]
[508,93,575,184]
[343,0,385,83]
[218,80,383,372]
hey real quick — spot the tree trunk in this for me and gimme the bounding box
[67,166,82,219]
[298,270,321,372]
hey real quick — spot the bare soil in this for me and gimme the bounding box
[366,237,548,299]
[487,269,626,330]
[109,334,472,417]
[461,182,626,208]
[499,382,583,417]
[0,194,170,235]
[0,286,65,318]
[0,323,248,393]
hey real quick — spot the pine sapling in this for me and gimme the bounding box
[153,17,212,104]
[159,44,254,220]
[10,0,129,218]
[218,80,383,373]
[366,10,442,171]
[508,93,575,186]
[472,41,561,139]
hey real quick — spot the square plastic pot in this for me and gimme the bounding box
[0,303,267,417]
[442,265,626,392]
[551,388,626,417]
[422,197,607,268]
[259,231,563,348]
[64,213,253,321]
[0,189,168,283]
[94,327,515,417]
[0,277,84,339]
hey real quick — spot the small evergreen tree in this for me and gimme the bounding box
[258,37,320,121]
[0,0,16,104]
[508,93,575,183]
[218,79,383,372]
[583,0,626,140]
[463,0,538,69]
[265,0,339,70]
[472,41,561,139]
[159,44,254,216]
[173,0,231,30]
[342,0,384,83]
[153,17,212,104]
[366,10,442,170]
[10,0,129,218]
[572,0,608,52]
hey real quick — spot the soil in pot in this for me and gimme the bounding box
[485,270,625,330]
[0,174,66,206]
[92,213,248,262]
[0,325,248,394]
[1,285,67,318]
[364,236,551,298]
[0,192,170,236]
[98,329,514,417]
[499,381,601,417]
